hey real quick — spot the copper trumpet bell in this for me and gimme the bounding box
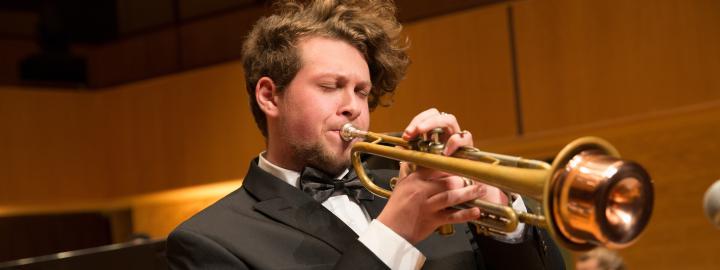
[548,142,653,250]
[341,123,654,251]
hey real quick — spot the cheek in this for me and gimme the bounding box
[358,106,370,128]
[290,106,328,138]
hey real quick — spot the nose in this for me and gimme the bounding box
[338,88,362,120]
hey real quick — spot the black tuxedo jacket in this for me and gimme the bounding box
[167,158,566,269]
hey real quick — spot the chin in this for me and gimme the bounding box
[327,148,350,163]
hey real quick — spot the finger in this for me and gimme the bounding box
[443,176,468,190]
[420,172,469,192]
[427,184,486,211]
[403,112,460,142]
[403,108,440,140]
[398,161,411,179]
[440,207,482,224]
[443,130,473,156]
[392,174,448,200]
[414,113,461,138]
[474,184,509,205]
[411,170,469,192]
[394,163,414,188]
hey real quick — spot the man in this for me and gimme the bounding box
[167,0,565,269]
[576,248,625,270]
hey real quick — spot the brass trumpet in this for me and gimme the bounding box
[341,123,653,251]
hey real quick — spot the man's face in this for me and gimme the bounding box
[274,36,371,175]
[576,258,600,270]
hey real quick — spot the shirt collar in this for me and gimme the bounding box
[257,151,349,188]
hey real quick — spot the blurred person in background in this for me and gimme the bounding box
[576,248,625,270]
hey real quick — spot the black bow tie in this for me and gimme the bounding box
[298,166,375,203]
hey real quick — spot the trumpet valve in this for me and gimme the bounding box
[436,224,455,236]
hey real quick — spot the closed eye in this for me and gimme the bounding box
[319,82,339,90]
[356,88,370,97]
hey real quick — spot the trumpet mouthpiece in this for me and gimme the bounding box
[341,123,367,142]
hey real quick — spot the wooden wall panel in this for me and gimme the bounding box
[0,61,263,204]
[0,88,111,204]
[513,0,720,133]
[101,61,263,196]
[371,4,518,139]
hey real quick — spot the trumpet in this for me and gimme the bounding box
[341,123,653,251]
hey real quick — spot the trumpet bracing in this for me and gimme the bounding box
[341,123,653,251]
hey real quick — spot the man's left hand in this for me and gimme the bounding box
[401,108,509,206]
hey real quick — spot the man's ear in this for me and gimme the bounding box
[256,77,280,117]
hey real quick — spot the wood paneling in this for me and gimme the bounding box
[101,61,263,197]
[0,88,111,204]
[513,0,720,133]
[371,4,518,139]
[0,61,263,204]
[476,101,720,269]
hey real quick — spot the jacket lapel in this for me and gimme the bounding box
[243,159,359,253]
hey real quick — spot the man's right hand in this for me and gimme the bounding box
[377,165,485,244]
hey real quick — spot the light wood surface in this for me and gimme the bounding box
[0,88,112,204]
[513,0,720,133]
[99,61,263,197]
[0,61,263,204]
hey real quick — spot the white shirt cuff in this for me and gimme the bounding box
[357,219,426,270]
[490,194,527,243]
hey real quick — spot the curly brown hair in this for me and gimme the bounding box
[242,0,409,137]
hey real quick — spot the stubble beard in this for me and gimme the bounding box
[289,139,350,177]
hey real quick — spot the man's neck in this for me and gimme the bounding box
[265,138,304,172]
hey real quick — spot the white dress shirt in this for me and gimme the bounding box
[256,153,527,270]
